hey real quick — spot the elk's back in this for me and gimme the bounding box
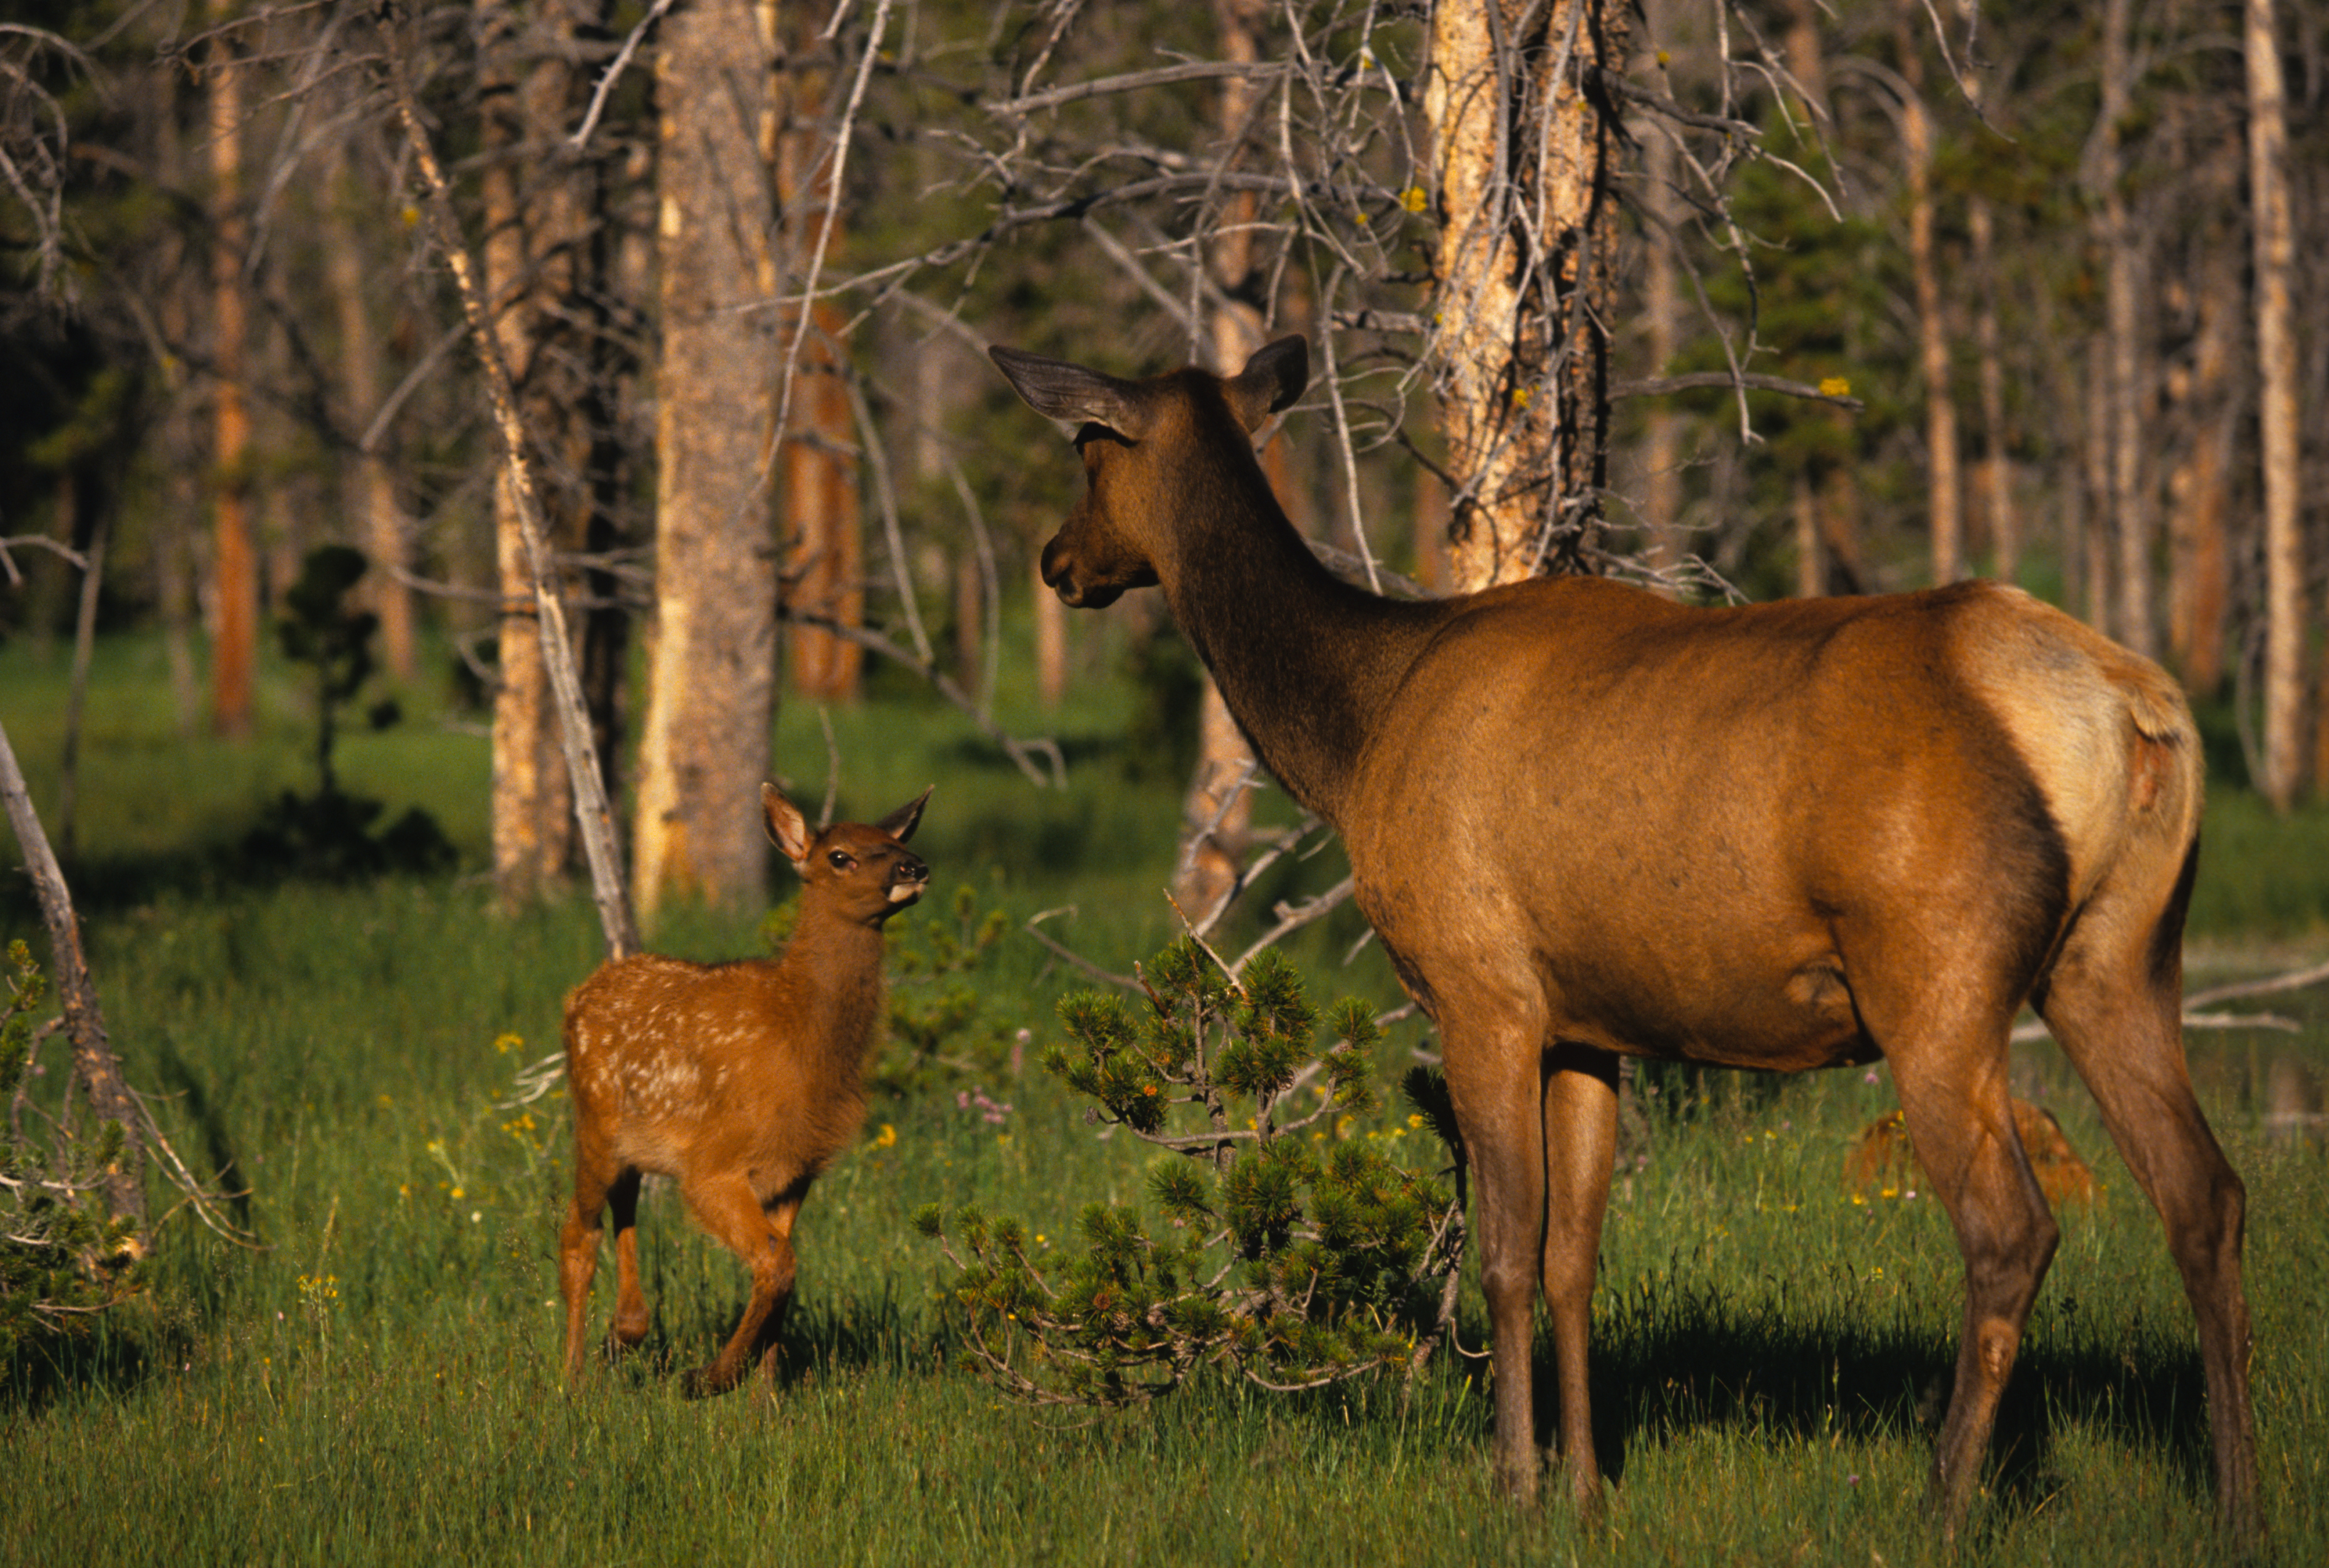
[1342,577,2196,1070]
[564,953,869,1195]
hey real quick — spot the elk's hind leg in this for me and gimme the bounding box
[2037,880,2258,1540]
[561,1149,625,1379]
[1854,951,2058,1532]
[605,1168,649,1351]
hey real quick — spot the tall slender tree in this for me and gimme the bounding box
[631,0,782,918]
[2246,0,2303,806]
[205,2,257,736]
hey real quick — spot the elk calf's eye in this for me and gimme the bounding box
[828,851,854,870]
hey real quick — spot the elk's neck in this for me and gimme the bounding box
[1150,454,1445,826]
[769,914,888,1074]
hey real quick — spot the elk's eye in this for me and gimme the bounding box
[827,850,855,870]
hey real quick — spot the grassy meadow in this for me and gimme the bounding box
[3,629,2327,1566]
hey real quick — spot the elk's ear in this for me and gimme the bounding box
[989,346,1150,441]
[1224,336,1308,431]
[761,782,812,870]
[876,785,934,844]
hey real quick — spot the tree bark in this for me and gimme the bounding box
[2167,237,2237,699]
[0,717,146,1235]
[1427,0,1625,591]
[206,7,256,738]
[1897,7,1961,586]
[632,0,782,919]
[778,20,863,702]
[323,136,414,683]
[478,0,604,905]
[2247,0,2303,806]
[2094,0,2156,656]
[1970,195,2015,582]
[388,46,639,961]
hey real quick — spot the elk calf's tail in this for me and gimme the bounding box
[558,782,931,1395]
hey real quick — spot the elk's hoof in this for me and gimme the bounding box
[680,1365,738,1400]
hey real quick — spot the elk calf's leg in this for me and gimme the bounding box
[1540,1049,1620,1511]
[606,1168,648,1349]
[560,1152,622,1380]
[679,1170,802,1398]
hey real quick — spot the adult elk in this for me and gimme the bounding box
[559,783,930,1395]
[992,335,2258,1538]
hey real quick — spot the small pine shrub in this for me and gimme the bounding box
[0,942,141,1365]
[917,940,1465,1406]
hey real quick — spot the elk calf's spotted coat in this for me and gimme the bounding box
[559,783,930,1395]
[992,333,2260,1543]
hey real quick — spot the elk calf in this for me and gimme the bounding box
[558,782,930,1395]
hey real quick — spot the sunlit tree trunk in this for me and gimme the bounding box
[206,4,256,738]
[632,0,782,918]
[2247,0,2303,806]
[1428,0,1626,591]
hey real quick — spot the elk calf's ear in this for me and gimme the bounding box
[761,783,812,871]
[988,345,1149,440]
[876,786,934,843]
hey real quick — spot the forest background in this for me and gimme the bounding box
[2,0,2328,1562]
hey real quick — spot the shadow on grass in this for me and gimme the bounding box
[1568,1295,2214,1519]
[2,794,454,928]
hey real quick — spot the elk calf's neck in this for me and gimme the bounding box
[558,782,930,1396]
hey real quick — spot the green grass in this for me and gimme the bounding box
[3,632,2328,1564]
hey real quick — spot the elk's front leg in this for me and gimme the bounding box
[679,1173,800,1398]
[1438,999,1552,1502]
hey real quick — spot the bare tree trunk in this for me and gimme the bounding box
[1170,0,1279,921]
[58,508,103,862]
[323,136,414,682]
[1639,73,1685,575]
[0,717,145,1235]
[1428,0,1625,590]
[778,21,863,703]
[632,0,781,919]
[206,8,256,738]
[2168,238,2237,699]
[2094,0,2156,656]
[2247,0,2304,806]
[1032,554,1067,708]
[1897,6,1960,586]
[478,0,585,904]
[1969,195,2015,582]
[387,44,639,961]
[2081,333,2115,633]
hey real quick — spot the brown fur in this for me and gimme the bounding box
[992,335,2258,1543]
[558,783,930,1395]
[1847,1102,2098,1211]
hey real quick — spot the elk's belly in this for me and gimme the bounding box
[1554,956,1881,1073]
